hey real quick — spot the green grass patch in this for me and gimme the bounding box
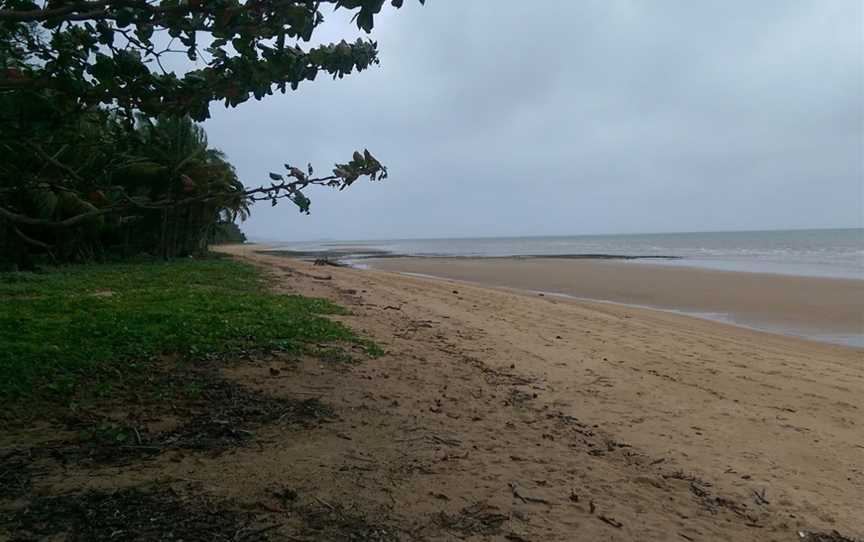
[0,257,374,403]
[362,341,386,358]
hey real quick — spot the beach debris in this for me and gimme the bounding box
[437,503,508,536]
[4,488,269,542]
[291,499,399,541]
[663,470,759,522]
[292,269,334,280]
[509,482,552,505]
[689,481,709,498]
[798,530,862,542]
[599,515,623,528]
[236,524,280,540]
[504,389,536,407]
[568,490,579,503]
[0,452,31,500]
[273,487,299,503]
[5,376,333,468]
[314,257,347,267]
[752,488,770,506]
[429,434,462,447]
[314,496,336,511]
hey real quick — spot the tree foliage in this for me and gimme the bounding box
[1,111,251,261]
[210,221,246,244]
[0,0,422,266]
[0,0,423,120]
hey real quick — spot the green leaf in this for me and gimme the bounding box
[114,8,135,28]
[90,54,115,81]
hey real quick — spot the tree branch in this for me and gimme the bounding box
[13,226,53,250]
[0,151,384,229]
[0,0,332,23]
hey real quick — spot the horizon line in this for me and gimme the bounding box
[249,225,864,245]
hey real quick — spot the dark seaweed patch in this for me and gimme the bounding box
[3,487,273,542]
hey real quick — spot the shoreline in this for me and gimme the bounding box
[258,247,863,280]
[260,248,684,261]
[396,269,864,349]
[362,256,864,349]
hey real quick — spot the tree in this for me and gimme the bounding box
[209,221,247,245]
[0,109,245,261]
[0,0,422,265]
[0,0,423,121]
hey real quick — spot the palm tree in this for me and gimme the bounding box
[1,102,249,264]
[131,115,249,257]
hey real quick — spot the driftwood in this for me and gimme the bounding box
[508,482,552,505]
[313,258,347,268]
[598,515,623,528]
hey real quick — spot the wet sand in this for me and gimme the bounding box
[365,257,864,347]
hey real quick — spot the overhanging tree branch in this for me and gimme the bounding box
[0,148,386,229]
[0,1,394,23]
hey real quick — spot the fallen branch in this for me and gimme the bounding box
[752,488,770,506]
[598,515,623,528]
[314,258,346,268]
[508,482,552,505]
[314,496,336,511]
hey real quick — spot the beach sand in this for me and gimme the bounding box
[211,246,863,540]
[365,257,864,346]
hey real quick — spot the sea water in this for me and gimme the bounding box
[278,228,864,280]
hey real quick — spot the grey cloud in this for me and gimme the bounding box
[202,0,863,241]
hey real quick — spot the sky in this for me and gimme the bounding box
[201,1,864,242]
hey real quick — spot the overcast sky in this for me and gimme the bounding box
[202,1,863,242]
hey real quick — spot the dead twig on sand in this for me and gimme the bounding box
[294,270,333,280]
[599,515,623,528]
[508,482,552,505]
[429,435,462,447]
[753,488,770,506]
[315,496,336,511]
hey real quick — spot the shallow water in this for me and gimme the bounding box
[273,228,864,280]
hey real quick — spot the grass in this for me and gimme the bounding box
[0,256,376,403]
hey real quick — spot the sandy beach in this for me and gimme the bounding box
[364,257,864,347]
[8,245,859,540]
[208,246,863,540]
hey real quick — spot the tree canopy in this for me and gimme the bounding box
[1,0,423,120]
[0,0,423,267]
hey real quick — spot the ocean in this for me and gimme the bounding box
[274,228,864,280]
